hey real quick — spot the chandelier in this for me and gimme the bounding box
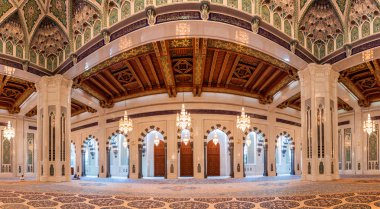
[183,133,190,145]
[237,107,250,132]
[363,113,376,135]
[212,130,219,145]
[246,136,252,147]
[154,133,160,146]
[3,66,15,77]
[176,104,191,130]
[3,121,15,140]
[119,111,133,134]
[362,49,374,62]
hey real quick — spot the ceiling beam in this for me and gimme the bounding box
[266,74,297,99]
[0,75,10,95]
[153,41,176,97]
[339,75,369,107]
[145,54,161,89]
[193,38,207,96]
[74,81,108,103]
[244,62,264,90]
[103,70,126,93]
[71,88,102,111]
[208,50,219,87]
[225,55,241,88]
[217,52,231,87]
[10,84,35,114]
[90,77,114,97]
[258,69,281,93]
[134,57,152,90]
[251,66,272,92]
[97,73,121,96]
[125,60,145,91]
[366,61,380,86]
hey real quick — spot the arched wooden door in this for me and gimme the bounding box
[180,142,193,177]
[154,140,165,177]
[207,141,220,176]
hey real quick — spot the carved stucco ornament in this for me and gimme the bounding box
[200,1,210,21]
[251,16,260,34]
[71,53,78,64]
[290,40,298,53]
[345,44,352,57]
[146,7,156,26]
[102,29,110,44]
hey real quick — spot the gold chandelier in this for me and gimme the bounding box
[119,111,133,134]
[363,113,376,135]
[212,130,219,145]
[237,107,250,132]
[3,121,15,140]
[176,104,191,130]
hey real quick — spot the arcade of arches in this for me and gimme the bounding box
[2,0,380,208]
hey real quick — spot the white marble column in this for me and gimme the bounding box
[36,75,72,182]
[267,108,277,176]
[299,64,339,181]
[354,108,364,174]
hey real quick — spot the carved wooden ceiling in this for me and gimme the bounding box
[25,99,97,117]
[339,59,380,107]
[277,92,353,111]
[73,38,298,108]
[0,74,35,114]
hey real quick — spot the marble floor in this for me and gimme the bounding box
[0,175,379,208]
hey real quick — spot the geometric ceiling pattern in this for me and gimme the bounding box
[25,99,97,117]
[339,58,380,107]
[73,38,298,108]
[0,0,380,75]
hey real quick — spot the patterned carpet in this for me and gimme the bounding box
[0,190,380,208]
[0,176,379,208]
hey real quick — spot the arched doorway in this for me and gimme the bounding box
[142,131,166,178]
[82,136,99,177]
[244,131,264,176]
[179,129,193,177]
[275,133,294,175]
[70,143,76,175]
[206,129,231,177]
[109,134,129,178]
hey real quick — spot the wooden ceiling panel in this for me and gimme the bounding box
[74,38,298,107]
[0,76,35,114]
[340,59,380,106]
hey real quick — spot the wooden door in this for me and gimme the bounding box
[180,142,193,177]
[154,140,165,177]
[207,141,220,176]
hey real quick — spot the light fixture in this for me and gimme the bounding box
[362,49,374,62]
[176,92,191,130]
[246,136,252,147]
[154,132,160,146]
[119,111,133,134]
[237,107,250,132]
[3,121,15,140]
[363,113,376,135]
[182,133,190,146]
[212,130,219,145]
[3,66,15,77]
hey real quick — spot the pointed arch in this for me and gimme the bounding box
[29,15,69,42]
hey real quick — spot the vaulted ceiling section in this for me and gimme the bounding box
[73,38,298,108]
[0,0,380,76]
